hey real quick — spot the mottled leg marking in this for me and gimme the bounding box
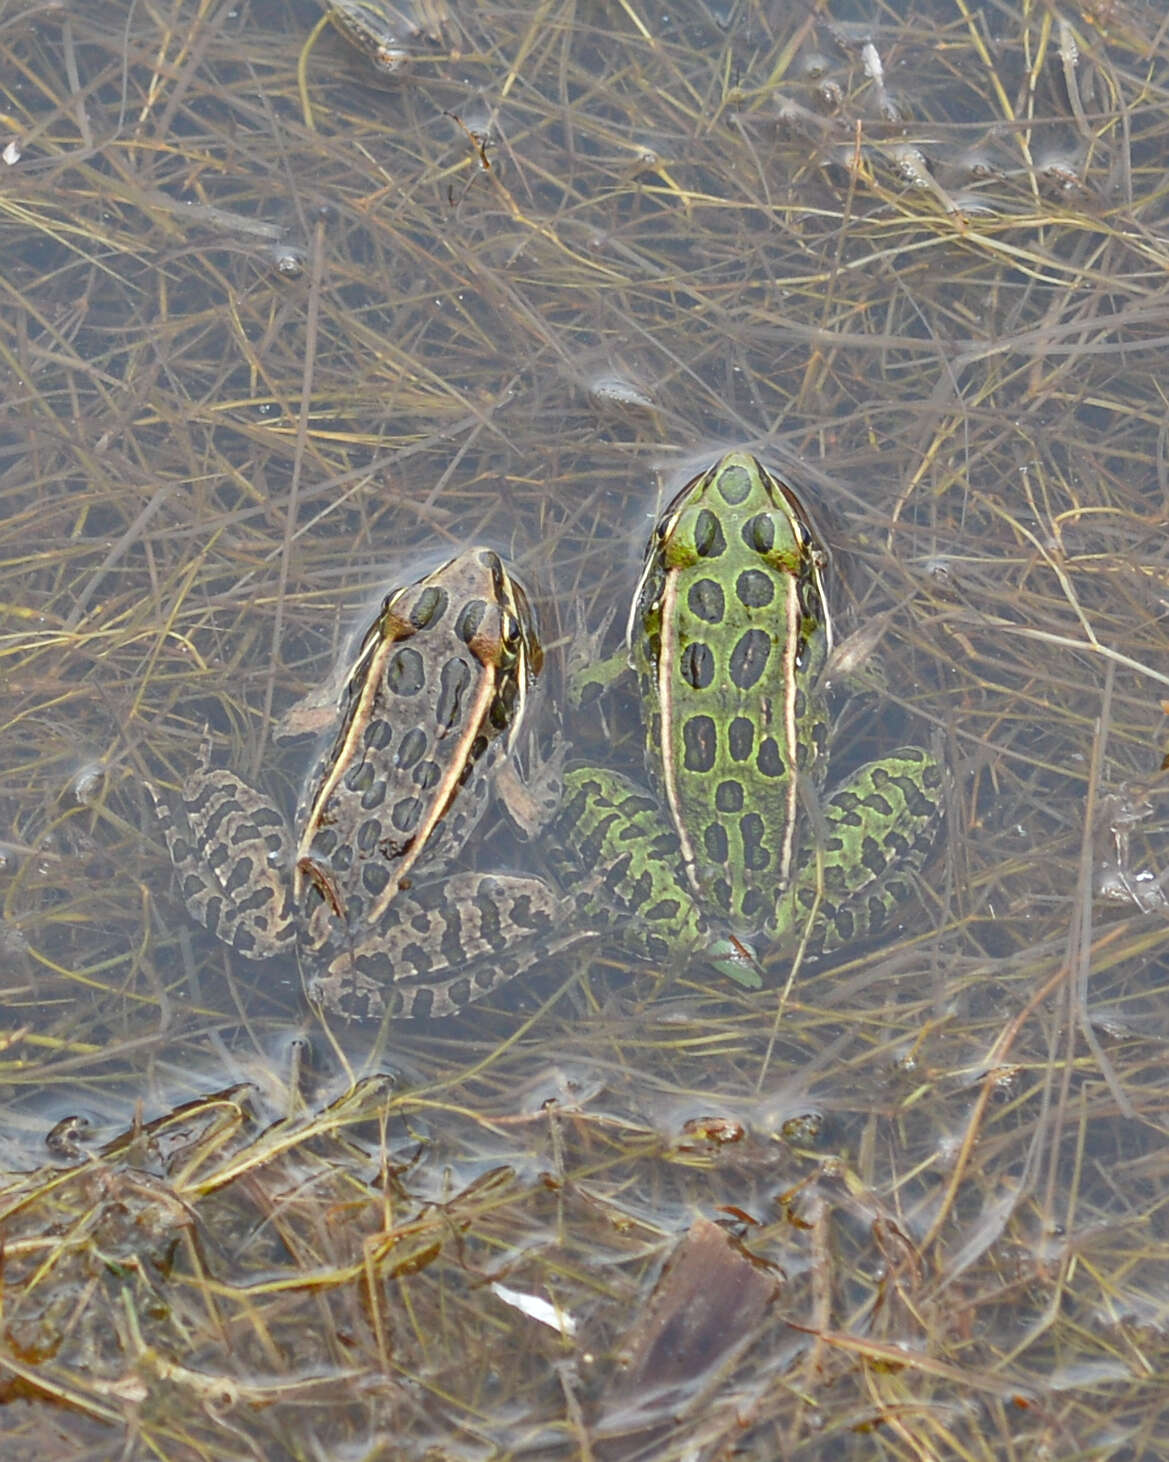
[770,745,943,951]
[306,870,573,1020]
[147,736,296,958]
[551,766,711,961]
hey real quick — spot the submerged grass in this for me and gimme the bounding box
[3,0,1169,1454]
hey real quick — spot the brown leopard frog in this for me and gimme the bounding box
[148,547,566,1019]
[320,0,453,73]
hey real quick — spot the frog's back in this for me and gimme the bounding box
[631,453,833,931]
[294,547,540,930]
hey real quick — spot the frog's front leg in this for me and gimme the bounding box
[496,730,567,840]
[566,602,631,709]
[769,745,944,953]
[146,735,297,959]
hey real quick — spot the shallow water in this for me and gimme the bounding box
[3,0,1169,1456]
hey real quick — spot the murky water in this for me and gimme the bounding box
[3,0,1169,1456]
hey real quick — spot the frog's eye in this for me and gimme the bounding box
[798,576,825,624]
[501,611,523,651]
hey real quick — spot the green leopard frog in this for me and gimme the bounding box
[550,451,943,980]
[148,547,565,1020]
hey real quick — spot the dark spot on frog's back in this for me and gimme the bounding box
[386,645,426,696]
[713,461,752,504]
[455,598,488,644]
[680,642,715,690]
[392,796,423,834]
[413,759,441,791]
[740,812,769,871]
[861,835,888,879]
[739,886,767,922]
[741,513,775,554]
[736,568,775,609]
[344,758,374,794]
[728,716,753,762]
[688,578,725,624]
[682,715,717,773]
[436,656,473,730]
[756,737,784,778]
[362,861,391,896]
[395,726,427,770]
[715,779,743,813]
[364,717,393,751]
[729,628,771,690]
[693,508,726,559]
[409,584,448,630]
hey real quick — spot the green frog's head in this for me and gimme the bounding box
[658,451,825,582]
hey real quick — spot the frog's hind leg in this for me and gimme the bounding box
[306,871,575,1020]
[146,735,297,959]
[772,745,944,952]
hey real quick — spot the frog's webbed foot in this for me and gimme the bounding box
[499,730,567,839]
[305,963,387,1022]
[823,615,892,696]
[566,601,628,710]
[274,678,346,744]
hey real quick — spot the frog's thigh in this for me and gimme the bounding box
[148,767,296,958]
[555,766,706,956]
[769,747,942,954]
[818,746,943,900]
[312,871,570,1020]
